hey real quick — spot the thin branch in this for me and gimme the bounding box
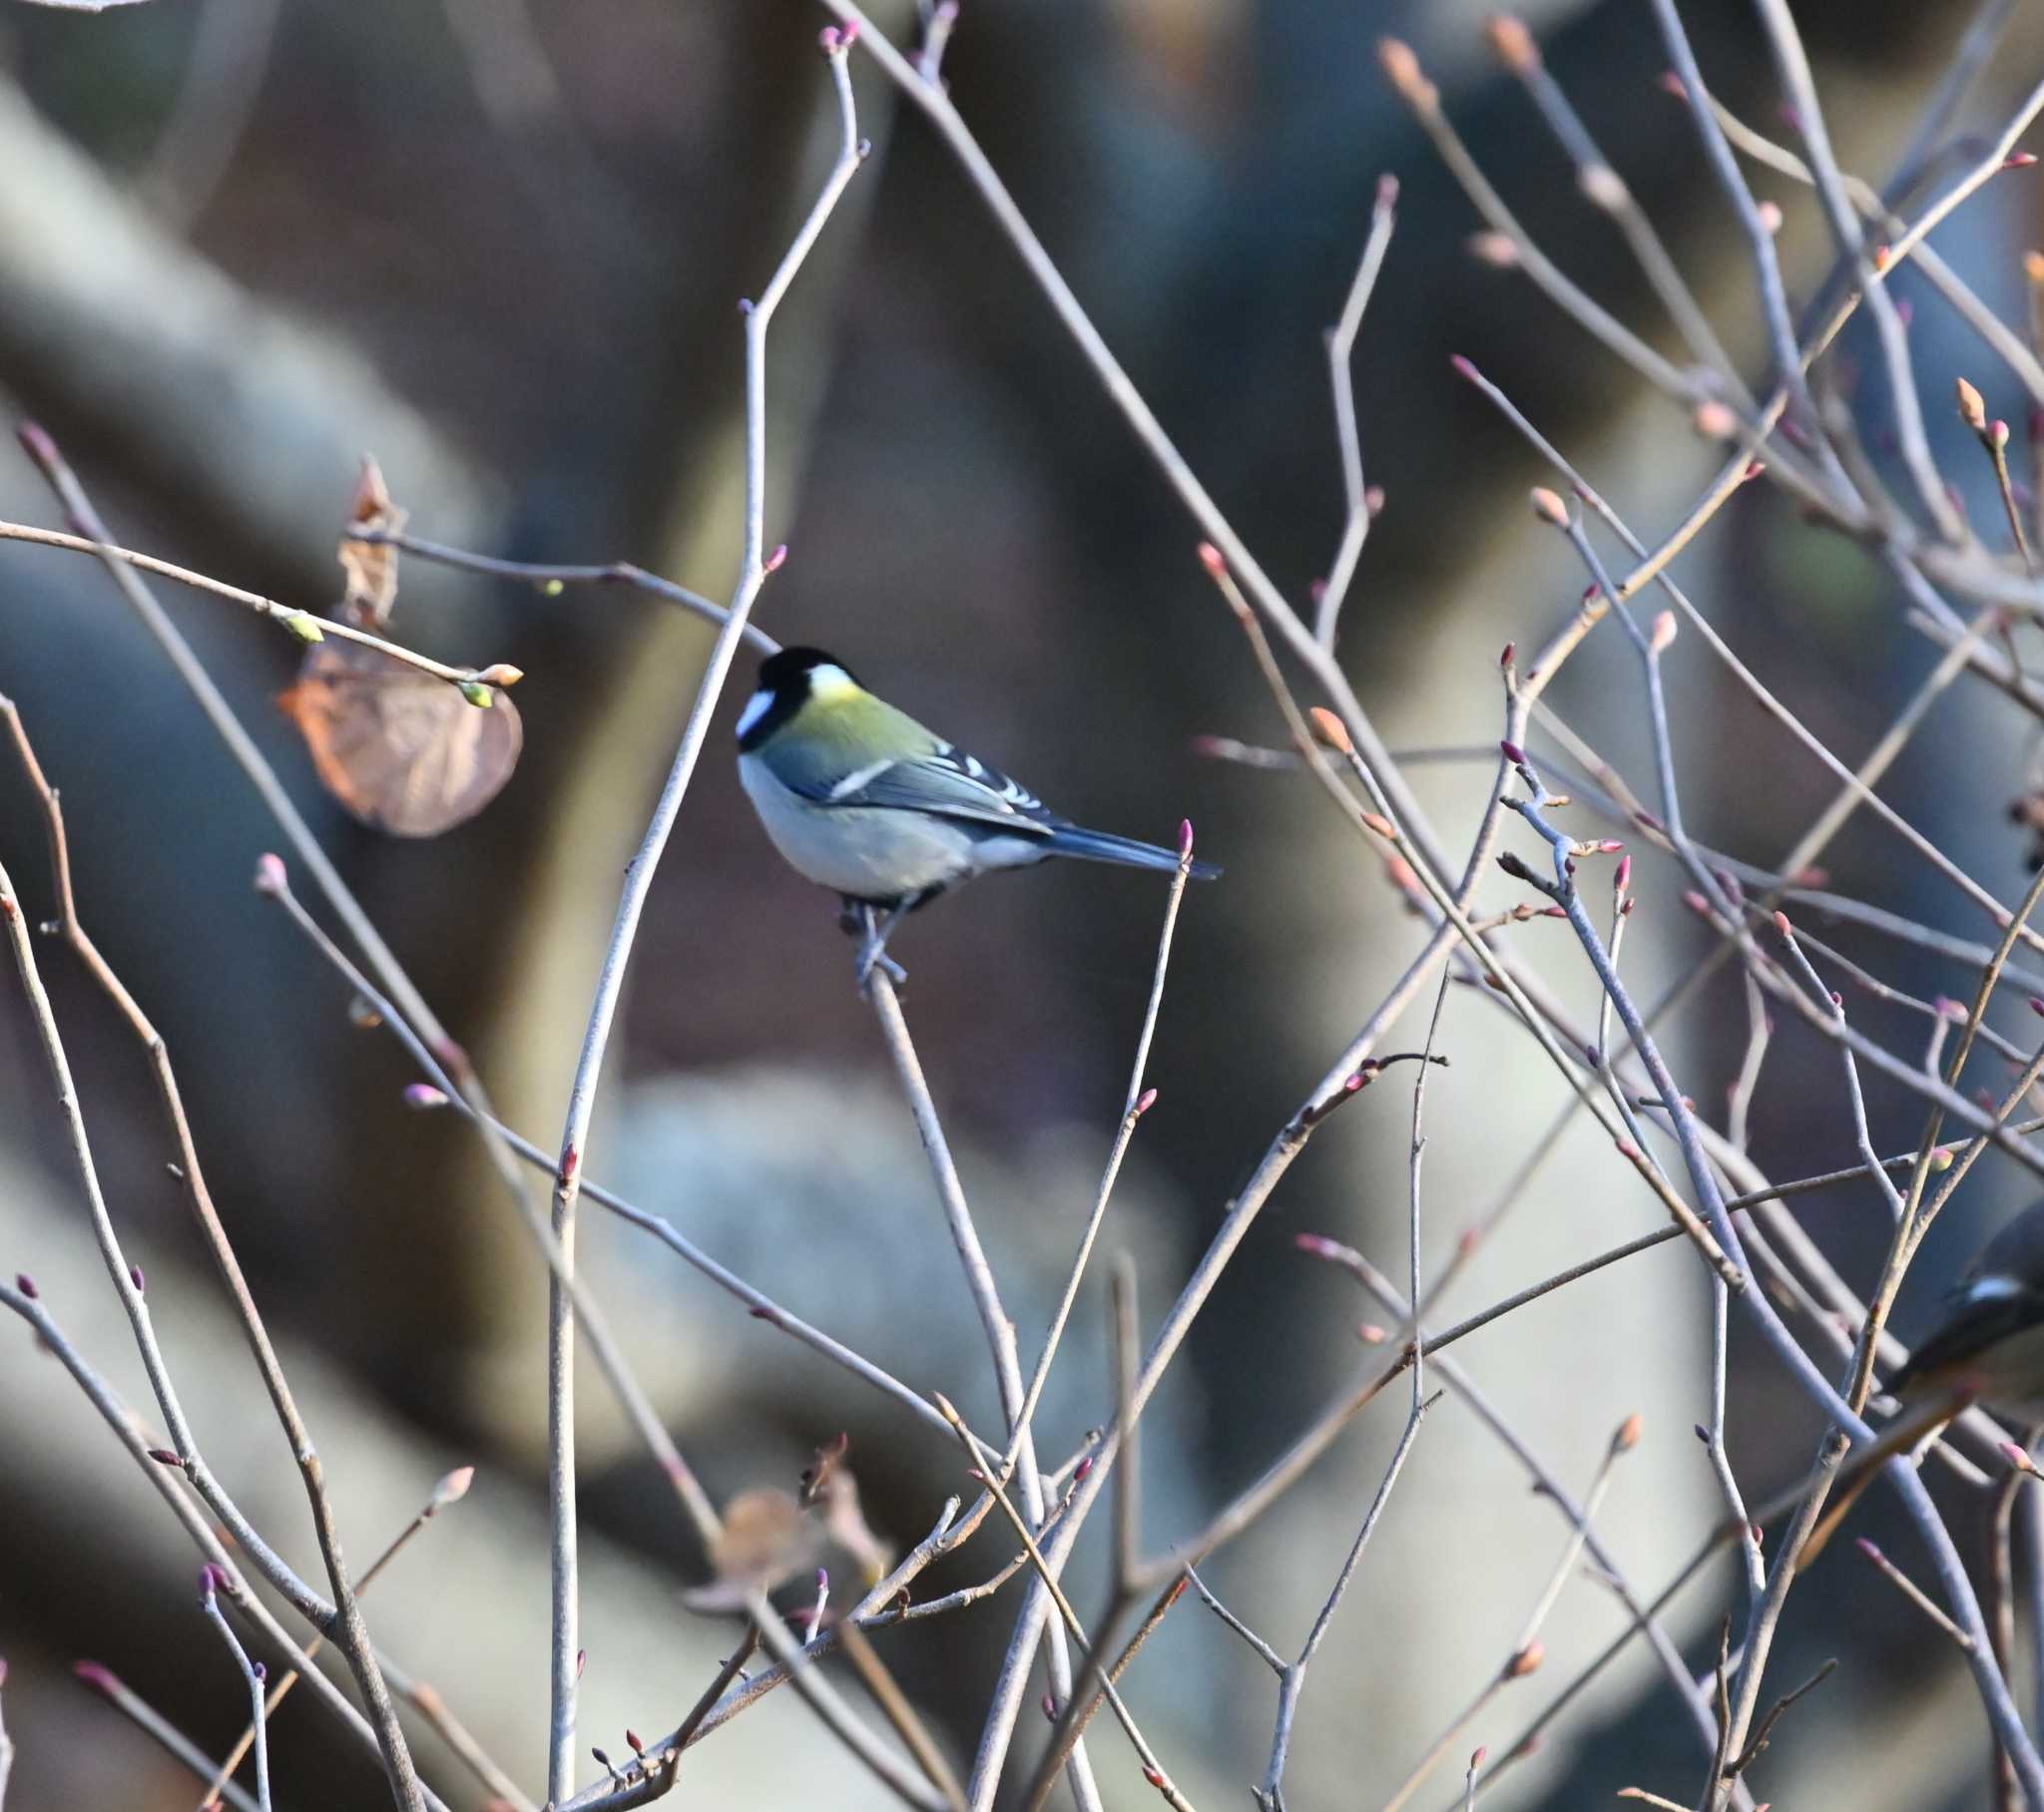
[936,1399,1196,1810]
[0,506,514,694]
[1255,1398,1430,1812]
[1725,1657,1838,1781]
[1485,15,1745,394]
[10,429,497,1242]
[0,698,424,1806]
[836,1621,968,1812]
[1505,771,2044,1802]
[744,1592,947,1812]
[1856,1538,1976,1649]
[1008,830,1192,1464]
[539,38,865,1801]
[73,1662,260,1812]
[200,1568,272,1812]
[0,1282,453,1811]
[1315,173,1398,645]
[0,858,422,1810]
[260,859,967,1448]
[1752,0,1962,538]
[344,524,780,655]
[205,1468,491,1808]
[557,1496,1000,1812]
[866,973,1101,1810]
[1712,97,2044,407]
[1185,1570,1283,1675]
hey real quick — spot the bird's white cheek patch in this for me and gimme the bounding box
[736,689,772,739]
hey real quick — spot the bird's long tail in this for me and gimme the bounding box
[1043,825,1222,880]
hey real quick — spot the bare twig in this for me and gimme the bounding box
[204,1468,488,1807]
[1009,828,1192,1463]
[836,1621,968,1812]
[1856,1538,1976,1649]
[0,1281,453,1810]
[867,973,1101,1810]
[260,861,966,1450]
[1315,173,1398,645]
[1485,14,1744,394]
[539,38,865,1800]
[73,1662,260,1812]
[344,524,779,655]
[1505,769,2044,1801]
[744,1591,947,1812]
[0,508,513,694]
[0,699,423,1807]
[936,1399,1196,1810]
[200,1568,272,1812]
[0,855,423,1810]
[1251,977,1450,1810]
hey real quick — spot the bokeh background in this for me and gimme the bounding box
[3,0,2044,1806]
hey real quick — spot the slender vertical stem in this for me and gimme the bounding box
[539,44,864,1800]
[201,1569,273,1812]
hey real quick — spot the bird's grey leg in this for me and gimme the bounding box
[852,902,910,989]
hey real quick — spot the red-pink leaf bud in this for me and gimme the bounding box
[1308,706,1353,753]
[1377,38,1436,107]
[1957,377,1988,433]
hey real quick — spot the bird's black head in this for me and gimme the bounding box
[737,647,860,751]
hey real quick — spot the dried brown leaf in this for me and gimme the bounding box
[277,641,521,837]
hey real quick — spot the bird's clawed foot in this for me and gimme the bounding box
[848,902,909,991]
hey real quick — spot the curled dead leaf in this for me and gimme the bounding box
[339,456,406,630]
[278,640,521,837]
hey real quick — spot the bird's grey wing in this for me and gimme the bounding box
[780,742,1063,836]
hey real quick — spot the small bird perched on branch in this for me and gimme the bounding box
[1804,1201,2044,1561]
[1882,1204,2044,1427]
[737,646,1218,983]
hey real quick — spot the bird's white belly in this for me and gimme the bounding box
[741,755,1023,900]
